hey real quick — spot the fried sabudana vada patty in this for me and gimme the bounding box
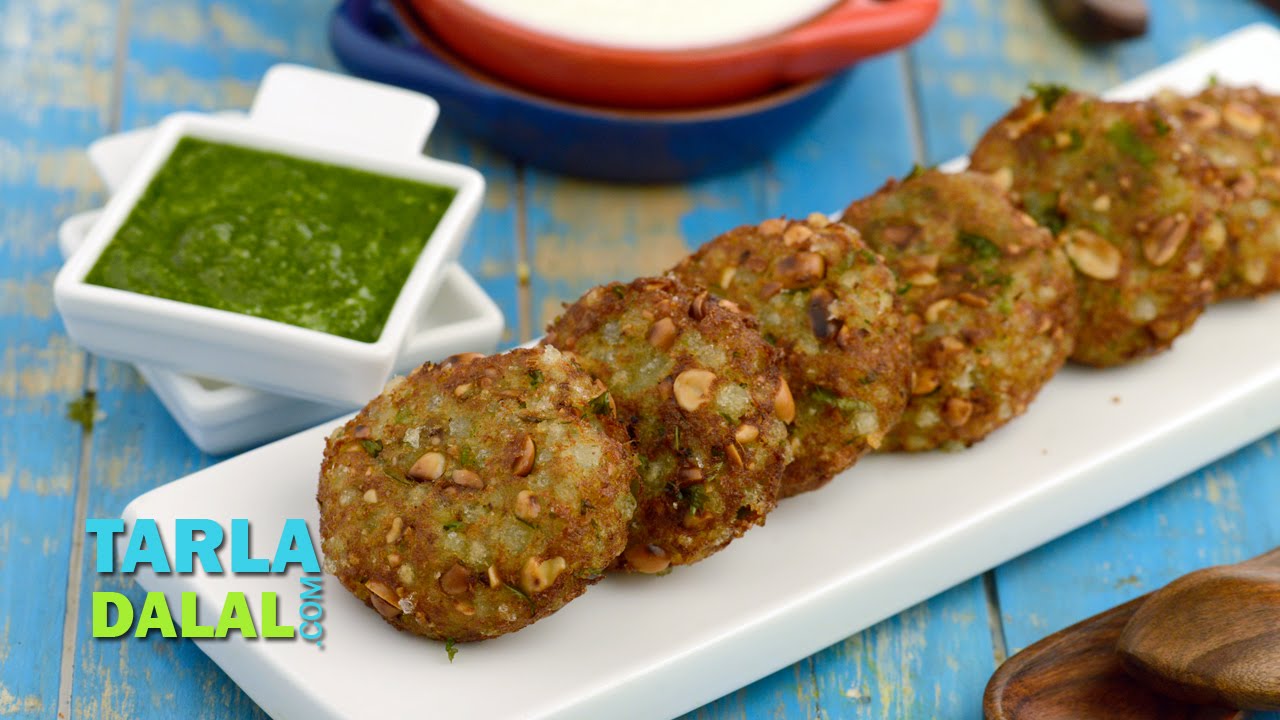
[318,346,638,641]
[842,169,1077,451]
[970,88,1226,367]
[669,215,910,495]
[1155,84,1280,298]
[544,277,791,573]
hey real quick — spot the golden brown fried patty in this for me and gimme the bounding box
[318,347,637,641]
[970,89,1225,367]
[1155,84,1280,298]
[842,169,1078,451]
[544,277,790,572]
[669,216,910,495]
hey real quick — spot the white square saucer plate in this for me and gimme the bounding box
[59,90,505,454]
[54,65,487,406]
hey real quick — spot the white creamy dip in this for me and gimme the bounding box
[458,0,840,51]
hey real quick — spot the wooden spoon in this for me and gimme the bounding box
[1043,0,1148,41]
[984,595,1243,720]
[1117,547,1280,711]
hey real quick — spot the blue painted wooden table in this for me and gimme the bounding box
[1,1,1277,717]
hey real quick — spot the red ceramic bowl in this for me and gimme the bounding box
[406,0,941,109]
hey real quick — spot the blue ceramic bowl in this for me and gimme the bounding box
[329,0,847,182]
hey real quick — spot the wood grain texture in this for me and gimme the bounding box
[670,54,998,720]
[985,595,1244,720]
[908,0,1280,163]
[909,4,1280,718]
[0,0,112,715]
[808,580,995,720]
[51,1,521,716]
[1117,547,1280,710]
[65,3,323,716]
[0,1,1277,719]
[770,54,997,720]
[989,437,1280,720]
[427,128,523,347]
[71,374,263,720]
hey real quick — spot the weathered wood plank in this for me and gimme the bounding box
[518,112,818,720]
[426,130,523,348]
[992,434,1280,720]
[0,0,115,716]
[71,377,266,720]
[776,54,996,720]
[57,2,522,716]
[65,2,323,717]
[995,432,1280,649]
[519,52,993,719]
[765,55,921,216]
[910,3,1280,719]
[904,0,1280,626]
[14,1,1273,719]
[810,580,994,720]
[516,65,819,720]
[520,51,924,331]
[908,0,1278,163]
[519,174,745,337]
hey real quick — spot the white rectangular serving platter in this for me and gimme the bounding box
[126,24,1280,720]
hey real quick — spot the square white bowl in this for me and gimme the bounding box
[58,214,502,456]
[54,91,485,406]
[59,82,505,454]
[60,209,503,455]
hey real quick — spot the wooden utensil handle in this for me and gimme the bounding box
[1117,545,1280,711]
[1247,546,1280,570]
[1044,0,1148,41]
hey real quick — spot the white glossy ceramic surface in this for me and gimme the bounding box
[459,0,839,51]
[61,206,501,454]
[125,25,1280,720]
[62,108,505,455]
[53,65,485,406]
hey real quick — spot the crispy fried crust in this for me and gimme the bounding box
[842,170,1078,451]
[970,90,1226,367]
[544,277,790,570]
[669,217,910,494]
[317,346,638,641]
[1155,84,1280,298]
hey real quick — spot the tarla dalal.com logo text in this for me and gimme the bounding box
[86,518,327,648]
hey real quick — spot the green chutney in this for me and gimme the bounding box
[85,137,457,343]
